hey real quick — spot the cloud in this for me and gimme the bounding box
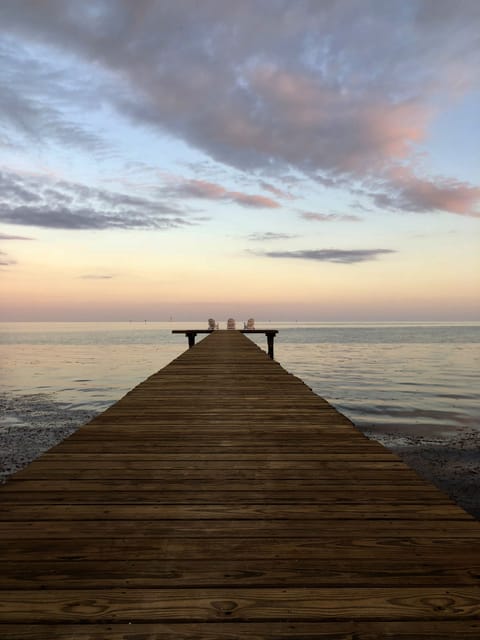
[248,232,298,241]
[0,225,32,267]
[0,169,195,230]
[244,66,431,175]
[300,211,362,222]
[261,249,395,264]
[0,38,109,153]
[0,250,16,266]
[0,1,479,215]
[80,274,114,280]
[166,179,279,208]
[0,232,34,240]
[375,167,480,217]
[0,170,42,203]
[230,191,279,209]
[259,181,293,200]
[0,204,190,231]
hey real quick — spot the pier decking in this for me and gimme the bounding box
[1,330,479,638]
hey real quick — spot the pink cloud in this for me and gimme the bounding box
[360,102,430,161]
[170,179,279,208]
[380,167,480,216]
[259,181,294,200]
[177,180,226,199]
[229,191,279,208]
[248,66,431,173]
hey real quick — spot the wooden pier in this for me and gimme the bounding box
[0,330,479,638]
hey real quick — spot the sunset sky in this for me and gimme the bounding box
[0,0,479,321]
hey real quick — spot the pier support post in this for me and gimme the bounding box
[172,329,213,348]
[237,329,278,359]
[266,331,275,359]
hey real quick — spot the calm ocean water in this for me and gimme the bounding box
[1,321,479,439]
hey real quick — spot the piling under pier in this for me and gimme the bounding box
[0,330,479,638]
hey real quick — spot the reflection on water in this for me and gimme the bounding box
[243,324,480,438]
[0,322,479,436]
[0,343,181,411]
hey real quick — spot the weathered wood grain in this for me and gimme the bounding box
[3,536,480,562]
[2,519,479,539]
[2,620,480,640]
[2,558,480,590]
[0,503,471,520]
[1,587,480,622]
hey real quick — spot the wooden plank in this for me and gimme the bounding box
[5,469,425,482]
[14,459,407,469]
[38,452,399,460]
[3,537,480,562]
[2,479,440,492]
[2,620,480,639]
[2,558,480,589]
[0,490,455,504]
[0,503,472,520]
[2,519,479,539]
[1,587,480,622]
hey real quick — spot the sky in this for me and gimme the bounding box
[0,0,479,322]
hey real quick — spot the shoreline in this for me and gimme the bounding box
[0,392,95,482]
[363,426,480,520]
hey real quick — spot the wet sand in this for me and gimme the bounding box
[0,393,94,482]
[363,426,480,520]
